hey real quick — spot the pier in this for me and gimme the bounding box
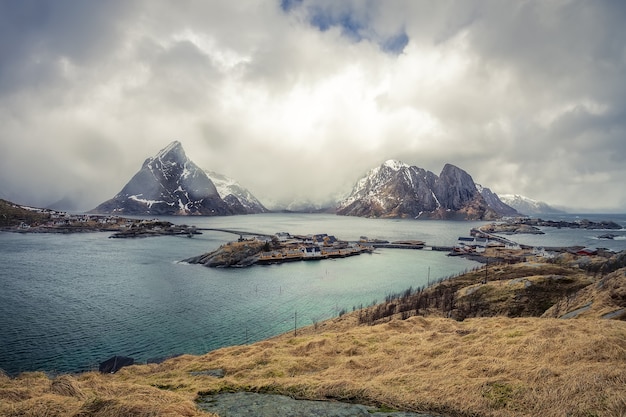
[470,227,520,246]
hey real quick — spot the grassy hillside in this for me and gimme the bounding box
[0,199,50,227]
[355,249,626,323]
[1,253,625,417]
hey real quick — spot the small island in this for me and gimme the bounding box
[183,233,378,268]
[479,217,623,235]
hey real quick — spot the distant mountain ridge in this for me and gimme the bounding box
[498,194,565,215]
[90,141,265,216]
[337,160,516,220]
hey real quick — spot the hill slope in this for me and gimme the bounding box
[2,316,623,417]
[0,199,50,227]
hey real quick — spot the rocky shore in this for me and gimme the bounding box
[480,217,622,235]
[478,222,544,235]
[184,233,374,268]
[513,217,622,230]
[109,222,200,238]
[1,207,201,238]
[184,240,266,267]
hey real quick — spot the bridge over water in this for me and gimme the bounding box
[196,228,274,238]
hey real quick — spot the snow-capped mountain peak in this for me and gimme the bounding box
[498,194,564,215]
[337,160,509,220]
[382,159,409,171]
[154,140,183,160]
[91,142,233,215]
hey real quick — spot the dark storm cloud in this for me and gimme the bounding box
[0,0,135,95]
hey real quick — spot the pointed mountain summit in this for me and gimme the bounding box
[337,160,439,218]
[337,160,514,220]
[91,141,236,216]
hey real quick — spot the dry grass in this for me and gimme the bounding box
[109,315,626,417]
[4,316,621,417]
[356,260,599,323]
[544,268,626,319]
[0,370,214,417]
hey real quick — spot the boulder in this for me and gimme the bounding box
[99,355,134,373]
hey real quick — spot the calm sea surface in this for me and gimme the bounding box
[1,213,624,375]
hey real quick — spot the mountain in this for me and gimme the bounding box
[204,171,268,214]
[90,141,238,216]
[498,194,565,216]
[336,160,511,220]
[477,185,519,217]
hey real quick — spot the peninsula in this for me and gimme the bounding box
[0,199,198,237]
[480,217,622,235]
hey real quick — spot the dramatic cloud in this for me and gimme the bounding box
[1,0,625,211]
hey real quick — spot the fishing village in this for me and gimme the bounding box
[183,226,534,268]
[183,232,376,268]
[5,201,621,267]
[187,216,625,269]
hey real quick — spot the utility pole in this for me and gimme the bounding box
[294,311,297,336]
[484,258,488,284]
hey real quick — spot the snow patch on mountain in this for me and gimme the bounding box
[383,159,409,171]
[204,171,268,214]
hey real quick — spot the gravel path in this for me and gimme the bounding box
[197,392,440,417]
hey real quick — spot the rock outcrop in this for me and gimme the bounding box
[477,185,519,217]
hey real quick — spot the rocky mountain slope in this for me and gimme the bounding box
[91,141,244,216]
[499,194,565,215]
[337,160,515,220]
[204,171,268,214]
[477,185,519,217]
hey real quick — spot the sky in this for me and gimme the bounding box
[1,0,625,212]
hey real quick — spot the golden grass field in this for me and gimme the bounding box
[1,255,625,417]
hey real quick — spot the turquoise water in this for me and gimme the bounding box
[1,213,624,375]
